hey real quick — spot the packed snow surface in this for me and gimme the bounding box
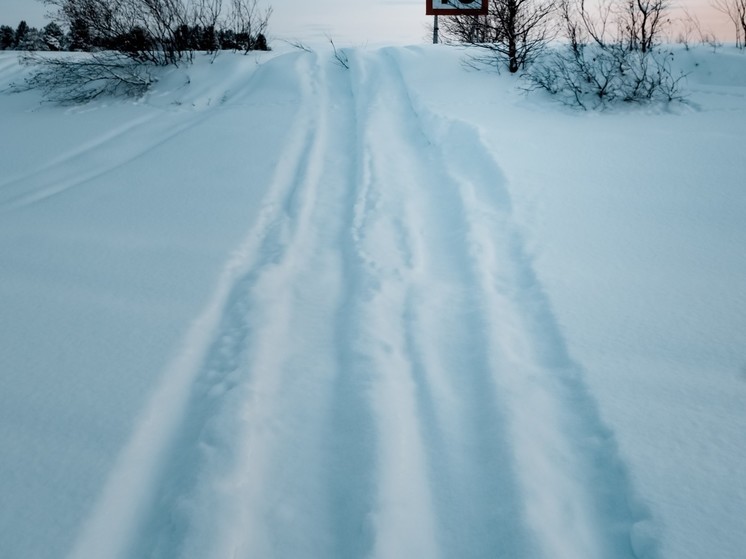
[1,44,745,559]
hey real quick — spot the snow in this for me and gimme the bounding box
[1,43,745,559]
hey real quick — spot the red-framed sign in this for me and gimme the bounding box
[426,0,489,15]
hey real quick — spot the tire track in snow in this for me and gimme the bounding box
[68,46,659,559]
[342,50,444,559]
[350,49,536,559]
[140,51,347,559]
[171,51,375,559]
[89,49,385,559]
[66,50,328,559]
[385,47,659,559]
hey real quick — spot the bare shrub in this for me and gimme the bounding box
[523,0,685,108]
[16,51,153,103]
[328,36,349,69]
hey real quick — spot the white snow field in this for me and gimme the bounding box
[1,44,745,559]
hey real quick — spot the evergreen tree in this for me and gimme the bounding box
[174,24,192,52]
[15,20,29,47]
[219,29,237,50]
[0,25,14,49]
[255,33,268,51]
[18,28,47,51]
[200,25,219,52]
[114,26,151,59]
[43,22,66,51]
[68,17,91,51]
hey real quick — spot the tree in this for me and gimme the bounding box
[192,0,222,52]
[67,17,92,50]
[254,32,267,50]
[218,27,237,49]
[0,25,14,49]
[112,25,153,56]
[18,27,47,50]
[15,20,30,47]
[24,0,273,104]
[618,0,669,53]
[230,0,272,53]
[199,25,219,51]
[43,22,66,50]
[712,0,746,48]
[43,0,192,65]
[439,12,498,43]
[441,0,556,73]
[42,0,272,62]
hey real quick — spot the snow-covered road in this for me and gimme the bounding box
[63,48,651,559]
[1,45,745,559]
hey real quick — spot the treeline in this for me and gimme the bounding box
[2,0,272,63]
[11,1,273,103]
[0,19,267,53]
[0,21,67,51]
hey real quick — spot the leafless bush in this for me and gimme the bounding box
[16,51,153,103]
[523,0,686,108]
[328,36,349,69]
[525,44,685,108]
[282,39,313,53]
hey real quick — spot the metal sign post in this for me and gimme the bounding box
[433,14,439,44]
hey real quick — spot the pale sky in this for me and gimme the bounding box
[0,0,735,45]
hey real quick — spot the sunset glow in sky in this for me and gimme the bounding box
[0,0,737,46]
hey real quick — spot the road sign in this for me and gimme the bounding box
[426,0,489,15]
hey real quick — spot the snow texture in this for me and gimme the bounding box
[1,44,745,559]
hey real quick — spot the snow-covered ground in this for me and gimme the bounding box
[1,44,744,559]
